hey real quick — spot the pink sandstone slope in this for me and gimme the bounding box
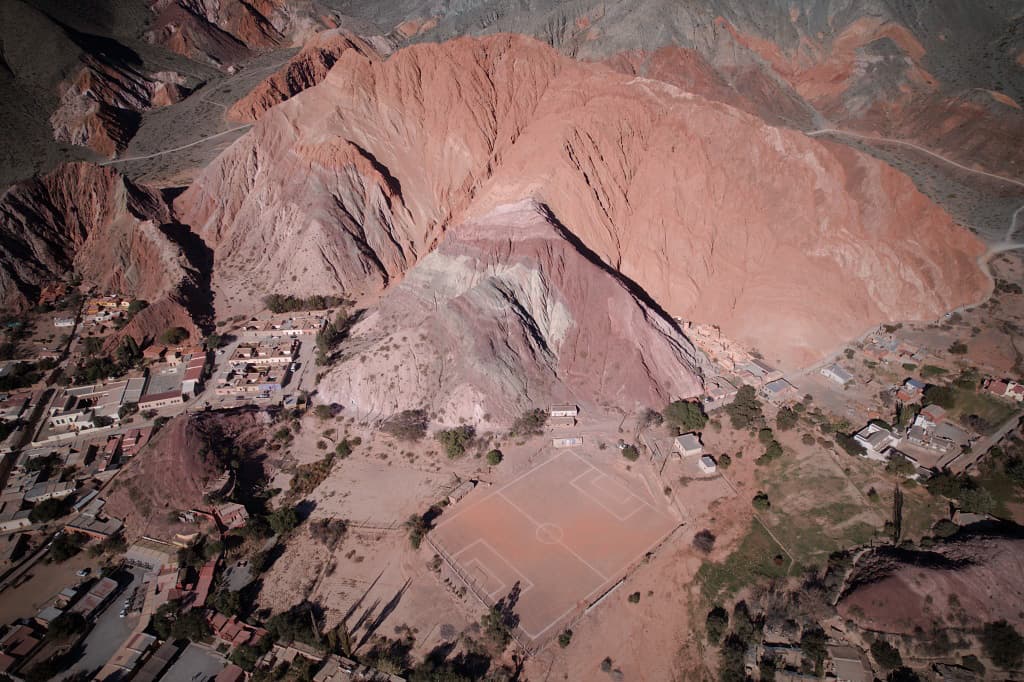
[177,34,987,369]
[318,201,708,424]
[227,28,386,122]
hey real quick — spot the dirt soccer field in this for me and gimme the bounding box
[431,449,680,647]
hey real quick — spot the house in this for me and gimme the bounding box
[698,455,717,474]
[673,433,703,457]
[984,378,1024,402]
[761,378,798,403]
[853,424,898,461]
[229,340,296,369]
[447,480,476,505]
[736,359,783,387]
[138,391,184,410]
[94,632,157,680]
[549,405,579,419]
[125,538,176,571]
[828,645,870,682]
[34,605,64,628]
[181,356,206,397]
[53,317,75,328]
[552,436,583,448]
[215,502,249,530]
[216,665,247,682]
[918,404,947,427]
[208,613,267,652]
[703,376,739,411]
[820,364,853,386]
[313,654,407,681]
[132,641,180,682]
[71,577,119,618]
[142,345,167,362]
[0,624,41,663]
[24,480,75,503]
[896,378,925,403]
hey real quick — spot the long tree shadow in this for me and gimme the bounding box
[355,578,412,650]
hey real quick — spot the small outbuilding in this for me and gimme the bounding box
[698,455,717,474]
[820,364,853,386]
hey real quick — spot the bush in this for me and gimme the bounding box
[885,453,916,477]
[558,629,573,648]
[752,491,771,510]
[923,385,956,409]
[30,497,70,523]
[776,407,798,431]
[46,611,87,641]
[627,591,640,603]
[309,518,348,548]
[921,365,948,378]
[978,622,1019,667]
[933,519,958,538]
[435,426,475,458]
[801,433,815,446]
[621,444,640,461]
[692,529,716,554]
[160,326,190,345]
[948,341,968,355]
[758,428,775,445]
[510,408,548,437]
[50,533,85,562]
[705,606,729,644]
[718,453,731,469]
[486,449,503,466]
[756,440,783,465]
[269,507,299,535]
[871,639,903,670]
[836,433,864,456]
[662,400,707,434]
[380,409,428,441]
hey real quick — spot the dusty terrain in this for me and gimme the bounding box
[178,33,987,369]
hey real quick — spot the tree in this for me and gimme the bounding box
[705,606,729,644]
[380,409,429,441]
[50,533,84,562]
[83,337,104,356]
[981,620,1024,669]
[758,428,775,445]
[923,385,956,409]
[558,629,573,648]
[405,513,431,549]
[692,529,716,554]
[959,487,995,514]
[269,506,299,535]
[30,497,70,523]
[948,341,968,355]
[509,408,548,437]
[725,385,764,429]
[885,453,916,477]
[127,300,148,316]
[752,491,771,511]
[621,444,640,461]
[486,449,503,466]
[800,626,828,676]
[887,668,922,682]
[662,400,707,434]
[756,440,783,465]
[871,639,903,670]
[46,611,87,641]
[205,333,223,349]
[775,407,799,431]
[718,453,732,469]
[160,326,190,345]
[435,426,475,458]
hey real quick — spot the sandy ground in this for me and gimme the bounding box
[0,548,97,623]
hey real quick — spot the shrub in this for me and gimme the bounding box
[510,408,548,436]
[705,606,729,644]
[380,409,428,441]
[871,639,903,670]
[885,453,916,476]
[160,326,190,345]
[662,400,707,434]
[718,453,731,469]
[558,629,573,648]
[309,518,348,548]
[269,507,299,535]
[801,433,815,446]
[933,519,958,538]
[948,341,968,355]
[758,428,775,445]
[776,407,798,431]
[978,622,1019,667]
[836,433,864,456]
[627,591,640,603]
[486,449,503,466]
[756,440,783,465]
[30,497,70,523]
[923,385,956,409]
[692,529,716,554]
[921,365,948,378]
[46,612,87,641]
[435,426,475,458]
[752,491,771,510]
[621,444,640,461]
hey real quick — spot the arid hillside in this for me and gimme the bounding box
[178,34,987,368]
[318,201,709,423]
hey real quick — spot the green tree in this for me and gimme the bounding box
[871,639,903,670]
[46,612,87,641]
[705,606,729,644]
[752,491,771,511]
[558,629,573,648]
[509,408,548,437]
[30,497,70,523]
[923,385,956,409]
[621,444,640,461]
[160,326,190,345]
[269,506,299,535]
[725,385,764,429]
[885,454,916,477]
[486,449,503,466]
[948,341,968,355]
[662,400,707,434]
[435,426,475,458]
[775,407,798,431]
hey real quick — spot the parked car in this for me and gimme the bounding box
[76,568,90,577]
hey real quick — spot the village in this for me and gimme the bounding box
[0,268,1021,682]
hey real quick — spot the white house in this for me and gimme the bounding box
[853,423,898,461]
[820,364,853,386]
[549,404,579,419]
[698,455,717,474]
[673,433,703,457]
[53,317,75,328]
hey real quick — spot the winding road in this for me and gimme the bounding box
[99,125,252,165]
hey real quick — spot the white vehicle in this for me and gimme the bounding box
[76,568,90,577]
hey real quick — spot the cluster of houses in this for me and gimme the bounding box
[216,339,298,398]
[984,377,1024,402]
[853,380,976,475]
[237,314,326,340]
[743,629,872,682]
[673,433,718,474]
[860,330,929,365]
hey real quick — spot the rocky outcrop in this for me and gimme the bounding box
[50,56,189,157]
[227,28,387,122]
[145,0,285,66]
[319,201,707,424]
[0,163,205,343]
[838,529,1024,634]
[178,35,986,368]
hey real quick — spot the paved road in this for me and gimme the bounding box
[59,568,144,680]
[942,412,1023,473]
